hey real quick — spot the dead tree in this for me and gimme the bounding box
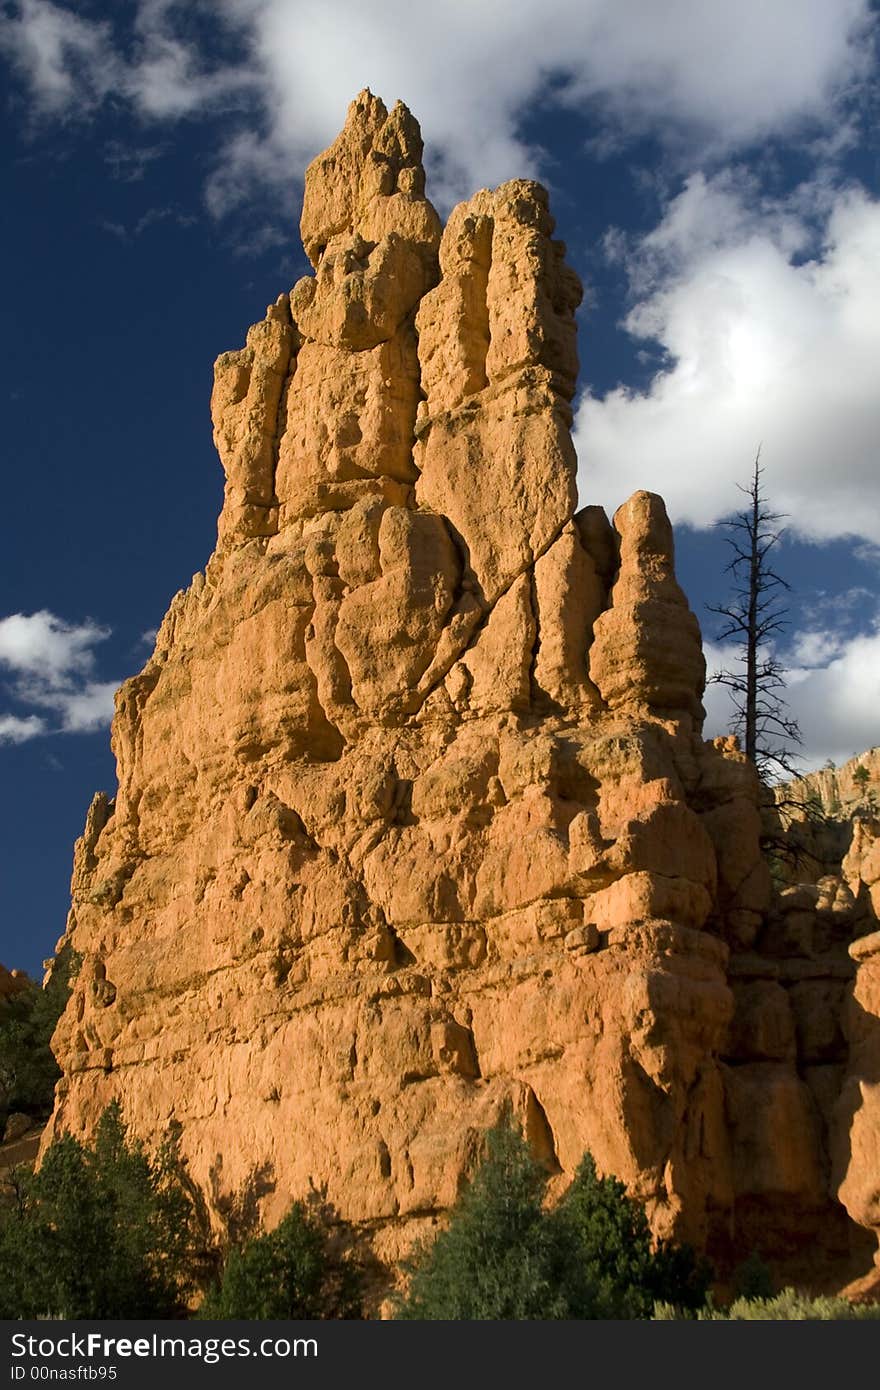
[708,449,802,782]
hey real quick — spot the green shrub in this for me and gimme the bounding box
[199,1201,363,1319]
[0,1102,202,1318]
[655,1289,880,1320]
[722,1290,880,1319]
[395,1112,711,1320]
[732,1249,775,1301]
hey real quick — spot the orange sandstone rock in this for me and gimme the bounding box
[44,91,880,1295]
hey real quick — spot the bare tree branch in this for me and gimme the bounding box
[708,449,803,782]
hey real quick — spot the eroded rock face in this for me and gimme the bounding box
[46,92,880,1294]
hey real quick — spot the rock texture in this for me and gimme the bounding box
[771,749,880,887]
[0,965,29,1002]
[783,748,880,819]
[45,92,880,1295]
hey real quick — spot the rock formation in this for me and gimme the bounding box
[45,91,880,1296]
[0,965,28,1002]
[783,748,880,820]
[770,749,880,886]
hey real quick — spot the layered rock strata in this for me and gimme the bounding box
[46,92,880,1292]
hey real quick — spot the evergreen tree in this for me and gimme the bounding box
[395,1112,711,1320]
[0,948,78,1121]
[396,1117,563,1319]
[199,1200,363,1319]
[0,1103,202,1318]
[853,763,876,812]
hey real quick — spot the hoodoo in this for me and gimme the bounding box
[47,91,880,1293]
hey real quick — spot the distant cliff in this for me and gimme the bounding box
[782,748,880,818]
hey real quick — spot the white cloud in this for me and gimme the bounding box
[0,610,118,741]
[703,616,880,772]
[789,628,847,668]
[40,680,119,733]
[98,206,198,241]
[1,1,875,207]
[0,0,253,123]
[784,623,880,768]
[0,713,46,745]
[0,610,109,685]
[121,0,257,120]
[0,0,118,114]
[854,543,880,569]
[549,0,874,149]
[148,0,880,209]
[576,178,880,544]
[203,127,295,220]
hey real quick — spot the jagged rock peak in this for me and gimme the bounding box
[300,90,440,268]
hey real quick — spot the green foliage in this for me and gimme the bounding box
[395,1116,564,1320]
[655,1289,880,1320]
[549,1153,710,1318]
[722,1290,880,1319]
[0,950,79,1120]
[644,1231,714,1313]
[198,1200,363,1319]
[853,764,871,789]
[395,1113,711,1320]
[0,1103,202,1318]
[548,1151,652,1319]
[732,1249,775,1301]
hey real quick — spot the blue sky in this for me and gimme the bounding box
[1,0,878,976]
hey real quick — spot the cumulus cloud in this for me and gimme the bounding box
[576,177,880,544]
[0,610,109,684]
[1,1,874,206]
[0,610,118,741]
[703,612,880,772]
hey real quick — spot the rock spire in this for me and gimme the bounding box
[45,93,880,1298]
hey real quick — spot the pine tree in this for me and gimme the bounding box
[0,1104,203,1319]
[394,1112,711,1319]
[395,1115,563,1319]
[198,1200,363,1319]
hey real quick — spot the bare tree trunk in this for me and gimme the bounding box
[707,448,802,781]
[745,460,760,763]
